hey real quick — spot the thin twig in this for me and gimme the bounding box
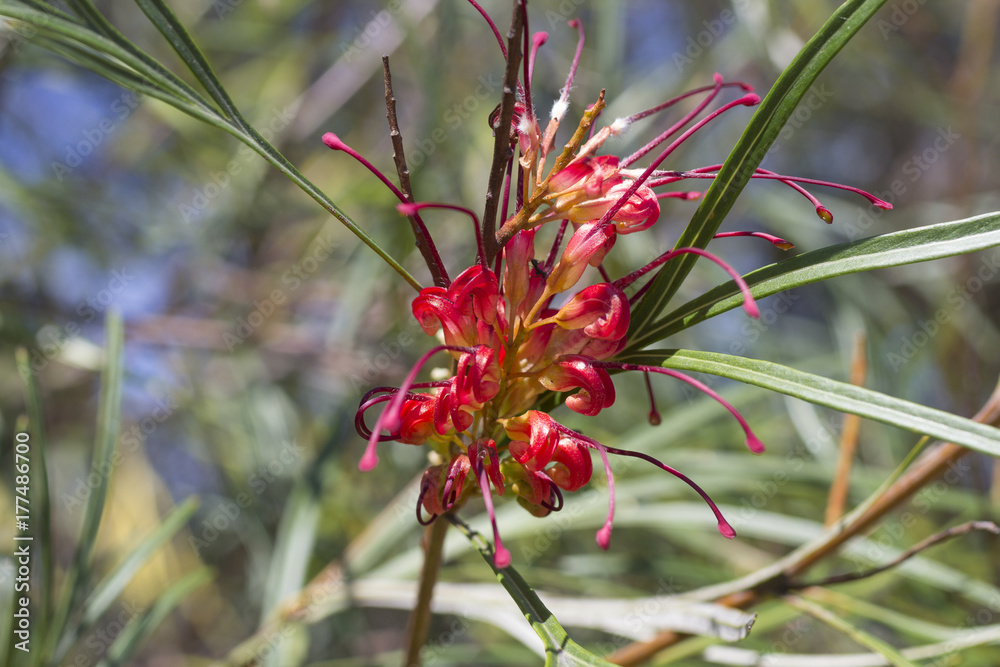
[792,520,1000,589]
[402,516,450,667]
[825,332,868,526]
[482,0,525,265]
[607,376,1000,666]
[383,56,450,287]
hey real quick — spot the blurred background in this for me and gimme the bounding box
[1,0,999,664]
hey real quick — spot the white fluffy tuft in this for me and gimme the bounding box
[610,117,631,136]
[550,98,569,122]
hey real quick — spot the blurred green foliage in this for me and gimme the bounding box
[1,0,999,665]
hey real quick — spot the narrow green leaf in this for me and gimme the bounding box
[45,310,125,665]
[69,498,201,646]
[8,0,79,23]
[0,4,422,289]
[64,0,216,109]
[805,589,959,642]
[451,519,617,666]
[260,483,319,622]
[706,623,1000,665]
[0,5,220,120]
[14,351,53,667]
[62,0,120,33]
[131,0,243,121]
[32,35,234,134]
[629,212,1000,348]
[236,132,424,290]
[629,0,890,336]
[618,349,1000,458]
[785,596,918,667]
[95,568,213,667]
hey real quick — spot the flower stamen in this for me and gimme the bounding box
[360,345,476,471]
[615,246,759,318]
[595,362,766,454]
[602,444,736,538]
[714,231,795,250]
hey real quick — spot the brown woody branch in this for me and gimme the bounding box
[383,56,450,287]
[482,0,524,265]
[607,377,1000,666]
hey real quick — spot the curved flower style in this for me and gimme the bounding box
[330,4,891,568]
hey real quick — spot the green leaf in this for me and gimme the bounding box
[0,4,223,124]
[451,519,618,666]
[32,35,232,133]
[628,0,890,336]
[130,0,243,122]
[0,3,421,290]
[95,568,213,667]
[60,497,201,657]
[629,212,1000,348]
[618,349,1000,458]
[785,596,919,667]
[8,0,78,24]
[60,0,213,109]
[127,0,425,289]
[45,310,125,665]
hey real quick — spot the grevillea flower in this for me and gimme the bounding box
[331,3,891,568]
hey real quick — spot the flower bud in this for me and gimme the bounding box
[420,455,471,516]
[538,355,616,416]
[501,459,556,517]
[548,155,622,206]
[449,265,500,326]
[546,222,617,294]
[504,410,559,471]
[546,438,593,491]
[455,345,501,408]
[397,398,436,445]
[412,288,477,347]
[502,229,536,311]
[551,283,629,341]
[572,181,660,232]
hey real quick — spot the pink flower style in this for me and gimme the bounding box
[332,5,890,568]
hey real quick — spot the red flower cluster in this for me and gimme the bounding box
[334,5,889,568]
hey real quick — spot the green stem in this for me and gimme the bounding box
[230,124,423,291]
[402,516,449,667]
